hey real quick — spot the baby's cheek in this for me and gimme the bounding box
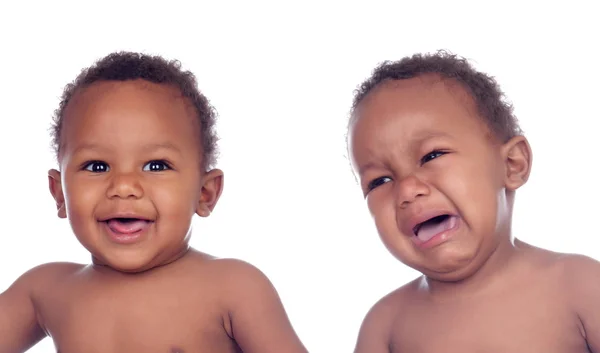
[366,196,378,218]
[151,185,197,222]
[366,190,389,216]
[369,196,400,237]
[64,185,94,217]
[449,162,495,202]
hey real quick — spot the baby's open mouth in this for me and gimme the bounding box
[413,214,456,242]
[104,218,152,234]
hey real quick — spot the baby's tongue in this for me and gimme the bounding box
[416,216,456,242]
[107,219,148,234]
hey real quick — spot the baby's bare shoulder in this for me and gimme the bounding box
[0,262,85,352]
[179,254,308,352]
[354,278,421,352]
[369,279,419,320]
[181,252,278,297]
[552,252,600,273]
[520,248,600,295]
[199,256,273,289]
[15,262,84,291]
[548,252,600,296]
[534,250,600,285]
[547,252,600,349]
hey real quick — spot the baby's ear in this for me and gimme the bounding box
[501,136,532,191]
[196,169,224,217]
[48,169,67,219]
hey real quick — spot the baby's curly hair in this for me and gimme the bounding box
[351,50,522,141]
[51,51,218,171]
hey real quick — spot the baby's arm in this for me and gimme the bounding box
[219,260,308,353]
[0,268,47,353]
[354,295,395,353]
[565,255,600,352]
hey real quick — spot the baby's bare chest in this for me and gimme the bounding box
[390,291,587,353]
[35,275,238,353]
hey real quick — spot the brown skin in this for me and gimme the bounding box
[349,75,600,352]
[0,80,307,353]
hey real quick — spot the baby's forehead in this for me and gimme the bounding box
[65,80,196,125]
[350,81,496,158]
[60,80,202,146]
[356,80,480,129]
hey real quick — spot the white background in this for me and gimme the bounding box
[0,1,598,352]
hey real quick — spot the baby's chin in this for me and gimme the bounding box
[394,246,482,282]
[417,259,481,283]
[91,255,159,274]
[90,247,190,274]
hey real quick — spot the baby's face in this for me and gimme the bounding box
[52,80,211,272]
[349,76,511,281]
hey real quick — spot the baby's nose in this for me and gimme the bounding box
[396,174,429,208]
[106,172,144,199]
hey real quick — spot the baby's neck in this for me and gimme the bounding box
[421,238,532,301]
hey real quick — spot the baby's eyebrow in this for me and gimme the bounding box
[357,162,381,176]
[413,131,453,143]
[70,143,108,154]
[70,142,183,156]
[142,142,183,155]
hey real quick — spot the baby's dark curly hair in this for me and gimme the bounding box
[351,50,522,141]
[51,51,218,171]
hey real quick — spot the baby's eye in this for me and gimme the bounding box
[420,150,447,165]
[143,160,171,172]
[367,176,392,191]
[84,161,110,173]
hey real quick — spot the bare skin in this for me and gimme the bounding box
[349,75,600,352]
[1,251,307,353]
[0,80,307,353]
[355,244,599,352]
